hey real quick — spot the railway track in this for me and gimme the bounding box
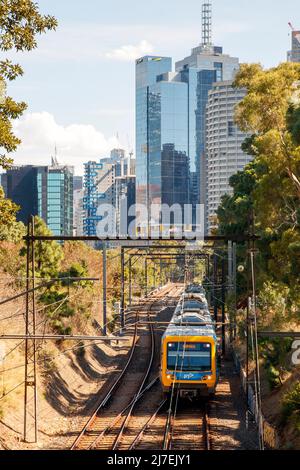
[71,284,181,451]
[163,401,211,450]
[128,397,211,451]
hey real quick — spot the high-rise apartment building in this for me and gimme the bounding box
[83,151,136,237]
[2,163,74,235]
[205,81,251,232]
[83,160,116,236]
[115,174,136,236]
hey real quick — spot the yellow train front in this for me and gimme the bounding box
[160,319,219,399]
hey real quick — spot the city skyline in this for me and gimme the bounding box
[3,0,300,175]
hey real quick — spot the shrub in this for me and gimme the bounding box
[282,383,300,433]
[265,363,281,390]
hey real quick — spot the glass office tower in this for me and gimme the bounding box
[2,164,74,235]
[136,56,189,230]
[45,167,74,236]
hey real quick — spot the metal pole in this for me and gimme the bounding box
[128,255,132,306]
[206,254,210,281]
[232,242,237,339]
[23,216,38,443]
[228,241,233,343]
[23,219,30,443]
[246,241,250,420]
[121,247,125,329]
[250,248,264,451]
[31,216,38,443]
[102,242,107,336]
[145,258,148,297]
[213,254,218,322]
[221,258,226,356]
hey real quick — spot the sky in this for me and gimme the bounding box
[4,0,300,175]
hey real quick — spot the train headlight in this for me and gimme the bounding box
[167,374,171,379]
[207,375,212,380]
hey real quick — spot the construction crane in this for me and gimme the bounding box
[288,22,295,31]
[288,22,300,45]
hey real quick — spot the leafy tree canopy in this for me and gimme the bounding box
[0,185,25,241]
[234,62,300,201]
[218,63,300,310]
[20,216,63,279]
[0,0,57,168]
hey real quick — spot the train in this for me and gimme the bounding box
[160,283,220,399]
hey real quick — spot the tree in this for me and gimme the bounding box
[0,0,57,168]
[20,216,63,279]
[0,185,25,241]
[234,62,300,201]
[217,160,259,236]
[218,63,300,311]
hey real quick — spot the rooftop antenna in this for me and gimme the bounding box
[202,1,212,47]
[51,143,59,167]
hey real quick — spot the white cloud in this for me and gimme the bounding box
[12,112,119,175]
[105,39,154,62]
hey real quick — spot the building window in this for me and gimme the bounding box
[228,121,236,137]
[214,62,223,82]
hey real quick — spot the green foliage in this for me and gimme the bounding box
[234,62,300,204]
[0,186,25,241]
[19,216,63,280]
[0,1,57,168]
[39,288,75,335]
[260,337,293,390]
[60,261,92,288]
[258,282,290,328]
[217,63,300,319]
[217,161,259,236]
[265,364,281,390]
[282,383,300,432]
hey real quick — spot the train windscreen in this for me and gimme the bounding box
[167,342,211,372]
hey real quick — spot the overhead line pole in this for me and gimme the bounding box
[102,242,107,336]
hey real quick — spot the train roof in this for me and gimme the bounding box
[185,285,206,296]
[162,322,217,340]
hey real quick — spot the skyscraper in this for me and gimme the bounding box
[136,56,189,225]
[2,163,74,235]
[83,160,116,236]
[205,81,251,232]
[135,1,240,234]
[175,2,239,207]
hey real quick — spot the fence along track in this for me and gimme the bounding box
[71,285,178,450]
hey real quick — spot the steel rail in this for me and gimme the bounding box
[163,400,174,450]
[70,309,140,450]
[112,298,157,450]
[89,377,159,450]
[164,403,211,451]
[89,285,179,450]
[70,286,175,450]
[129,399,167,450]
[203,404,211,450]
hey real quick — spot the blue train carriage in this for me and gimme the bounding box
[160,316,220,399]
